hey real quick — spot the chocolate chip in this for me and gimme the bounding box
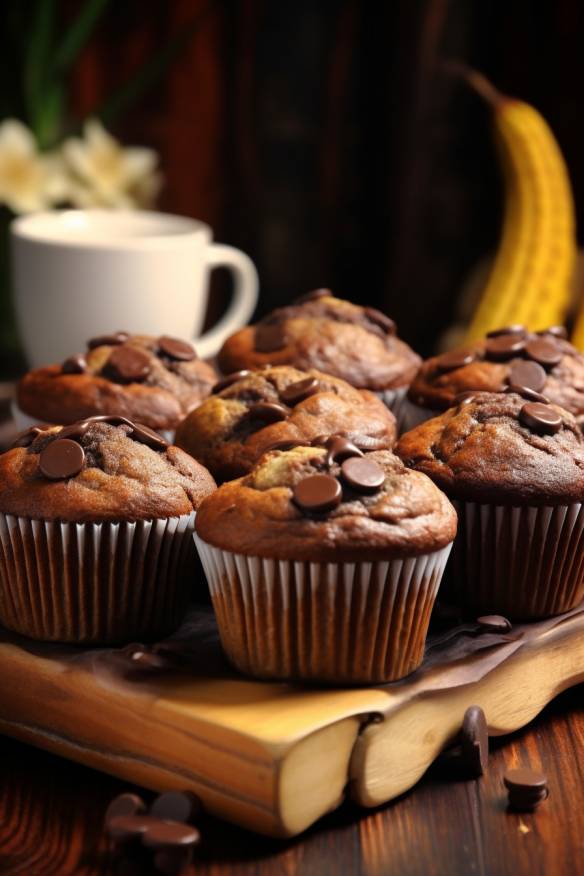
[364,307,396,335]
[150,791,202,825]
[105,346,151,383]
[538,325,568,339]
[485,335,526,361]
[525,337,563,368]
[212,370,251,393]
[153,848,192,876]
[311,435,330,447]
[454,391,477,407]
[130,423,168,451]
[435,350,475,373]
[477,615,512,633]
[340,457,385,493]
[344,433,388,451]
[142,821,201,850]
[460,705,489,777]
[106,814,160,842]
[520,402,562,435]
[62,354,87,374]
[504,768,549,811]
[105,793,147,826]
[294,288,332,304]
[58,415,133,441]
[88,331,129,350]
[280,377,320,405]
[508,360,547,392]
[255,324,286,353]
[486,325,526,338]
[39,438,85,479]
[158,336,197,361]
[505,385,550,404]
[319,435,363,466]
[127,647,171,672]
[11,425,45,448]
[247,402,289,424]
[293,474,342,513]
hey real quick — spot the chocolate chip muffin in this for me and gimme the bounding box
[0,415,216,643]
[396,390,584,619]
[16,332,217,439]
[175,365,397,482]
[404,325,584,430]
[195,439,456,683]
[217,289,421,428]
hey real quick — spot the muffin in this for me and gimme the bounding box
[404,324,584,430]
[396,390,584,619]
[217,289,421,429]
[0,415,216,643]
[15,332,217,440]
[175,365,397,482]
[194,440,456,683]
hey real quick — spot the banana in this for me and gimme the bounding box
[460,69,576,342]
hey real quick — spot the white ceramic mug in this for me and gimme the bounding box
[10,209,259,367]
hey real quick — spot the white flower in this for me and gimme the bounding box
[63,119,161,209]
[0,119,69,213]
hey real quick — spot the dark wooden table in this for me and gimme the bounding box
[1,684,583,876]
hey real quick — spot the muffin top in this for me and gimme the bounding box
[396,391,584,505]
[0,415,216,522]
[217,289,421,391]
[407,325,584,419]
[175,365,398,482]
[195,441,457,561]
[17,332,217,431]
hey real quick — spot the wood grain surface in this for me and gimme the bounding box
[1,684,583,876]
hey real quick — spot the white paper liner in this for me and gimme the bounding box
[11,400,175,444]
[0,511,196,643]
[194,534,452,684]
[374,386,410,434]
[399,398,438,433]
[451,500,584,620]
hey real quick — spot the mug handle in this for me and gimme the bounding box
[194,243,259,359]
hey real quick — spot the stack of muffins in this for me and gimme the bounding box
[2,296,584,687]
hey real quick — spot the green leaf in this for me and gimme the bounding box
[24,0,56,129]
[96,2,213,126]
[53,0,112,73]
[34,85,65,150]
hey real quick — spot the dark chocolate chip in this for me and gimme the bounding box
[126,647,171,672]
[340,457,385,493]
[130,423,168,451]
[537,325,568,339]
[435,350,475,373]
[88,331,129,350]
[504,768,549,811]
[153,848,192,876]
[364,307,396,335]
[62,354,87,374]
[293,474,342,513]
[105,793,147,826]
[280,377,320,405]
[150,791,202,825]
[310,435,330,447]
[105,346,151,383]
[158,336,197,361]
[486,325,526,338]
[477,615,512,633]
[294,288,332,304]
[212,370,251,393]
[106,814,160,841]
[460,705,489,777]
[11,425,46,448]
[508,360,547,392]
[255,324,286,353]
[520,402,562,435]
[505,385,550,404]
[320,435,363,466]
[454,391,477,407]
[525,337,563,368]
[247,402,289,424]
[485,335,526,361]
[142,821,201,849]
[58,415,133,441]
[39,439,85,479]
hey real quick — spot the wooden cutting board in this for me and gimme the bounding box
[0,604,583,838]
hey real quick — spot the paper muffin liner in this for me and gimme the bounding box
[11,400,175,444]
[374,386,410,434]
[399,398,438,433]
[0,511,196,644]
[194,534,452,684]
[450,500,584,620]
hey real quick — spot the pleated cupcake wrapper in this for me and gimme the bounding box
[451,501,584,620]
[399,399,438,433]
[194,534,452,684]
[0,511,196,644]
[11,400,175,444]
[374,386,410,434]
